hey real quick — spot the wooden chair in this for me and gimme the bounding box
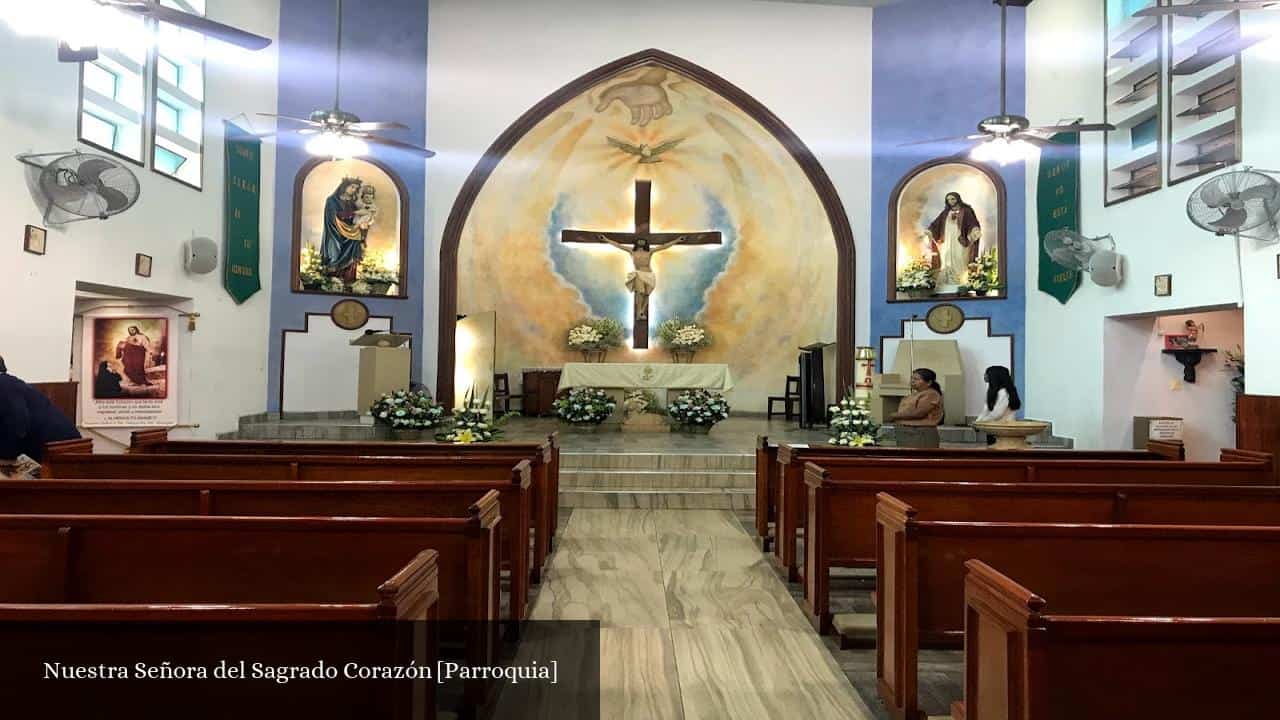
[493,372,519,414]
[767,375,801,420]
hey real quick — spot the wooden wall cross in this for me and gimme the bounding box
[560,179,721,349]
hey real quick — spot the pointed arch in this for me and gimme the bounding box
[436,48,855,405]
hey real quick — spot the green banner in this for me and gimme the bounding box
[1036,132,1082,304]
[223,122,262,304]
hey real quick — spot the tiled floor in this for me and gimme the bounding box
[526,508,875,720]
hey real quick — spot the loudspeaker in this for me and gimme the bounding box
[1089,250,1123,287]
[184,237,218,275]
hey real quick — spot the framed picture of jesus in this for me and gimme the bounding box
[887,158,1006,302]
[291,157,409,298]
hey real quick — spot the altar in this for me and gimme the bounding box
[557,362,734,428]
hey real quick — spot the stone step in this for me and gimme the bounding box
[561,468,755,490]
[559,488,753,510]
[560,452,755,471]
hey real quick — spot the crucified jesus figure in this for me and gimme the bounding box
[596,234,689,321]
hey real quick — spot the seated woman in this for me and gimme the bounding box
[974,365,1021,445]
[94,361,124,399]
[888,368,944,449]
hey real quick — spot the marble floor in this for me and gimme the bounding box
[525,507,875,720]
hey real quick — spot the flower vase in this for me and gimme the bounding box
[906,288,933,300]
[670,350,696,364]
[391,428,424,441]
[580,349,607,363]
[679,424,712,435]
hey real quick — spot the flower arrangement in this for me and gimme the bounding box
[369,389,446,430]
[667,389,730,430]
[436,388,513,443]
[358,252,399,294]
[896,257,937,293]
[827,391,879,447]
[657,317,711,351]
[299,245,331,291]
[963,249,1001,295]
[566,317,624,351]
[554,387,617,426]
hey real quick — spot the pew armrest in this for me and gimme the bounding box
[962,560,1045,720]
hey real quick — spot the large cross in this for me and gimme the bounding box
[561,180,721,349]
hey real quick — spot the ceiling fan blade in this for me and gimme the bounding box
[347,121,409,132]
[255,113,324,127]
[135,4,272,51]
[1024,122,1116,134]
[74,158,119,187]
[363,134,437,157]
[898,134,987,147]
[1133,1,1280,16]
[1212,208,1249,231]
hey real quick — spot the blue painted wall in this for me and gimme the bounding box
[870,0,1027,392]
[267,0,428,410]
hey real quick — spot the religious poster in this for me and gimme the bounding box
[293,158,407,297]
[223,121,262,304]
[80,311,179,428]
[889,159,1006,301]
[1036,132,1082,304]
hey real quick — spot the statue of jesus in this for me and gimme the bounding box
[596,234,689,320]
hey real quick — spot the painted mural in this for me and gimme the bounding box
[456,65,838,408]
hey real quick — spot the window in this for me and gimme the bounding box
[1131,116,1158,150]
[75,0,206,187]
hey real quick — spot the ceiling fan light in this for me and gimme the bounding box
[970,137,1036,166]
[305,131,368,159]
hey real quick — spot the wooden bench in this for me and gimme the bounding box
[875,495,1280,720]
[774,447,1270,581]
[0,476,531,627]
[41,450,537,622]
[125,430,562,572]
[754,436,779,549]
[954,559,1280,720]
[802,465,1280,634]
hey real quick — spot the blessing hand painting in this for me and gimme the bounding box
[293,158,408,297]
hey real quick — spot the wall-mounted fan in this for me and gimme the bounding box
[1134,1,1280,17]
[51,1,271,63]
[256,0,434,159]
[1043,230,1125,287]
[17,151,141,225]
[1186,167,1280,301]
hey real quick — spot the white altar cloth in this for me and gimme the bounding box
[557,363,734,392]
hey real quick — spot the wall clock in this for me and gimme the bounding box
[925,303,965,334]
[331,299,370,331]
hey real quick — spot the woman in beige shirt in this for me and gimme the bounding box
[888,368,944,449]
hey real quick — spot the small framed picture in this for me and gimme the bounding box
[1154,273,1172,297]
[135,253,153,278]
[23,225,46,255]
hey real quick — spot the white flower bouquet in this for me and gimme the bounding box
[554,387,617,425]
[667,389,730,429]
[370,389,446,430]
[657,317,711,350]
[435,387,513,443]
[896,257,937,292]
[827,392,879,447]
[567,317,624,351]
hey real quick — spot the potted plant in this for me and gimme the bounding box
[567,317,624,362]
[435,387,513,443]
[965,249,1001,297]
[369,388,446,440]
[896,258,936,299]
[667,389,730,434]
[553,387,618,431]
[657,317,710,363]
[827,391,880,447]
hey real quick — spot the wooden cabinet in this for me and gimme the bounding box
[520,369,562,416]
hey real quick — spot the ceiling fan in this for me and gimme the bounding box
[900,0,1115,165]
[55,0,271,62]
[256,0,434,159]
[1134,1,1280,17]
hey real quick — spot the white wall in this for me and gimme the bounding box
[1024,2,1280,448]
[282,316,391,413]
[1103,308,1243,461]
[423,0,874,393]
[0,0,280,441]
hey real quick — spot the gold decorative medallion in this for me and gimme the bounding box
[924,304,965,335]
[331,299,370,331]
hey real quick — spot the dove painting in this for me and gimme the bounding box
[607,137,685,164]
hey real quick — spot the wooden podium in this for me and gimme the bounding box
[351,332,412,413]
[798,343,834,429]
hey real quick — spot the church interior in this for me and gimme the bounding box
[2,0,1279,717]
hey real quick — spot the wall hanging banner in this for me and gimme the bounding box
[223,121,262,304]
[80,309,180,428]
[1036,132,1082,304]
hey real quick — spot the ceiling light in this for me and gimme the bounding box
[305,131,368,159]
[970,137,1036,166]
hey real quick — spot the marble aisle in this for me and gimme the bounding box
[526,508,874,719]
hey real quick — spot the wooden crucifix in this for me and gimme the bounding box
[561,180,721,349]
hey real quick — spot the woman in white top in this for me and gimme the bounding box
[974,365,1021,445]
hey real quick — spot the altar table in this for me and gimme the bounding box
[557,363,734,393]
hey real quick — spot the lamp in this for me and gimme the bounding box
[305,131,369,159]
[970,137,1036,166]
[854,346,876,398]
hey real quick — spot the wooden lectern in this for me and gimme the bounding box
[351,332,412,414]
[798,342,835,428]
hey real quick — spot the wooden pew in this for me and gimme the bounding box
[955,560,1280,720]
[0,505,500,714]
[754,436,779,549]
[41,451,535,623]
[0,476,531,627]
[803,465,1280,634]
[126,428,563,562]
[774,446,1270,581]
[875,495,1280,720]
